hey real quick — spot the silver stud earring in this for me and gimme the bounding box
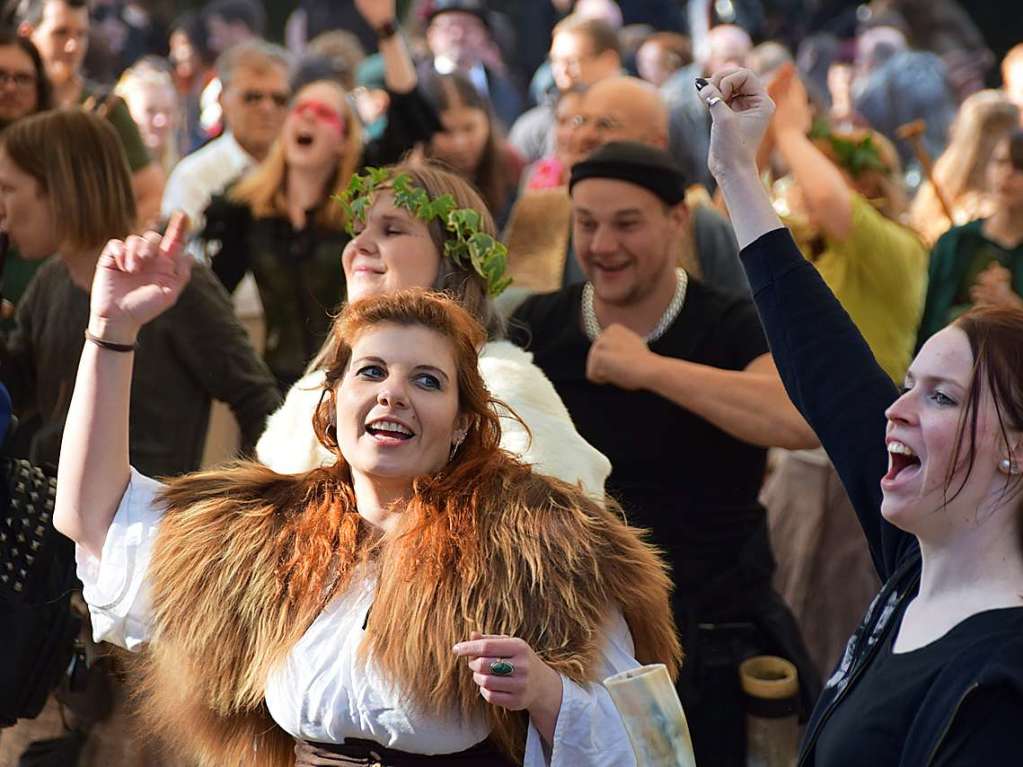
[999,458,1020,475]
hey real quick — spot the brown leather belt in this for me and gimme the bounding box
[294,737,515,767]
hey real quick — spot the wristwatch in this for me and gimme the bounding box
[375,20,398,40]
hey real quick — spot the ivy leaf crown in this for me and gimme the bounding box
[334,167,512,296]
[809,119,888,178]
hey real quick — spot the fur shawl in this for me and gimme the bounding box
[134,460,680,766]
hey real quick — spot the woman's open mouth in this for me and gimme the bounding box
[883,440,921,485]
[296,132,315,147]
[365,418,415,444]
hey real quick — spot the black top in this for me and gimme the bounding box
[739,228,1023,765]
[817,605,1023,766]
[1,259,280,476]
[510,279,771,600]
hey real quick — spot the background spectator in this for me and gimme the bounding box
[916,129,1023,347]
[421,69,522,228]
[18,0,165,227]
[909,90,1020,245]
[417,0,523,130]
[161,39,292,229]
[168,10,215,151]
[115,55,181,176]
[509,14,620,165]
[636,30,691,88]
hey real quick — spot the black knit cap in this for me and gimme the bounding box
[569,142,688,206]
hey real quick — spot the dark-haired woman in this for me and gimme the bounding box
[701,67,1023,764]
[916,129,1023,349]
[421,70,523,229]
[0,29,52,327]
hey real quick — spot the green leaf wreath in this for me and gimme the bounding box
[335,168,512,296]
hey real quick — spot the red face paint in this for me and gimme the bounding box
[292,99,345,136]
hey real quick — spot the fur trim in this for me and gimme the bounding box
[137,460,679,765]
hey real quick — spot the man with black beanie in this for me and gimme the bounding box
[510,141,821,767]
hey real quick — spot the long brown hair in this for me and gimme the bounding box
[231,79,362,230]
[304,161,505,374]
[421,70,514,217]
[909,90,1019,242]
[945,307,1023,518]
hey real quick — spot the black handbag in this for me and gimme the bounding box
[0,457,80,727]
[1,456,60,602]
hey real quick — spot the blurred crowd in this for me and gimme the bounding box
[2,0,1023,765]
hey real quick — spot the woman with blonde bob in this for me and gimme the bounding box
[257,161,610,496]
[55,224,681,764]
[201,0,442,390]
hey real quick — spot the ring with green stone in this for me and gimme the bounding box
[489,659,515,676]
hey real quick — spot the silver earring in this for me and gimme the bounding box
[449,431,467,460]
[999,458,1020,475]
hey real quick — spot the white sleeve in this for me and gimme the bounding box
[480,341,611,498]
[74,468,166,651]
[523,608,640,767]
[256,370,336,474]
[160,163,206,227]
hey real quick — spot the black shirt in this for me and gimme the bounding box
[816,604,1023,766]
[510,279,771,599]
[738,228,1023,764]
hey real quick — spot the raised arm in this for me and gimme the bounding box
[356,0,416,94]
[698,70,907,575]
[54,215,191,560]
[768,64,855,241]
[356,0,444,167]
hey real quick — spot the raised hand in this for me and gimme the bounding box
[89,212,191,343]
[354,0,396,29]
[767,62,812,139]
[698,68,775,182]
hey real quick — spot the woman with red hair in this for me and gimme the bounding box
[53,217,680,765]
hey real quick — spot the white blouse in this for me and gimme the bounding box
[77,469,644,766]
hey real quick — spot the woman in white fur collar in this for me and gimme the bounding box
[257,162,610,496]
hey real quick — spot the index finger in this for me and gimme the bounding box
[452,638,521,658]
[160,211,190,260]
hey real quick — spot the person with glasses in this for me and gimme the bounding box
[17,0,166,228]
[161,38,293,230]
[509,14,621,166]
[0,28,49,132]
[198,0,443,392]
[0,28,51,330]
